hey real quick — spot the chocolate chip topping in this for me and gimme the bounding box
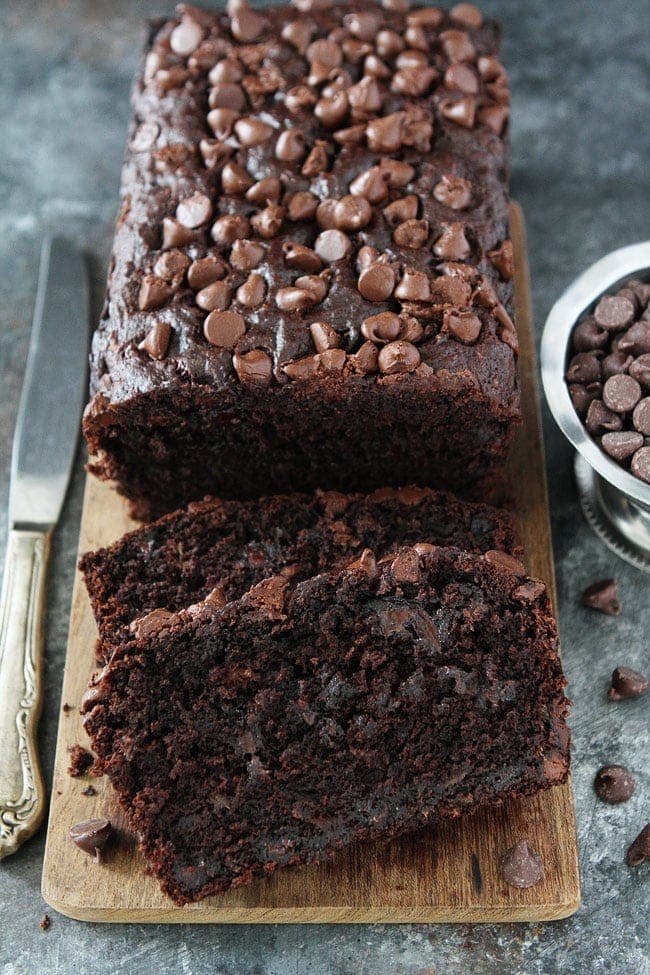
[626,824,650,867]
[69,818,113,862]
[433,174,472,210]
[138,321,172,361]
[444,308,482,345]
[500,839,544,889]
[594,765,636,804]
[176,191,212,229]
[594,295,635,331]
[608,666,648,701]
[358,262,395,301]
[602,374,642,413]
[581,577,621,615]
[204,310,246,348]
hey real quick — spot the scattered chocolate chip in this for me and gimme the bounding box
[393,218,429,249]
[69,818,113,862]
[282,242,323,273]
[196,280,231,312]
[234,117,274,147]
[450,3,484,28]
[246,176,282,205]
[594,765,636,804]
[594,295,635,331]
[209,81,246,112]
[631,445,650,483]
[602,374,642,413]
[484,549,526,576]
[608,666,648,701]
[82,785,97,797]
[188,255,227,289]
[433,174,472,210]
[478,104,509,135]
[500,839,544,889]
[601,430,644,461]
[439,96,476,129]
[444,308,482,345]
[310,321,341,353]
[276,129,306,162]
[366,112,404,152]
[138,320,172,360]
[358,263,395,301]
[211,214,251,247]
[433,222,470,260]
[250,203,285,239]
[207,107,239,139]
[233,348,273,385]
[236,273,266,308]
[176,192,212,229]
[395,268,430,302]
[138,275,173,312]
[203,310,246,348]
[230,5,266,43]
[221,161,253,195]
[582,578,621,615]
[275,286,317,312]
[314,229,352,263]
[487,240,514,280]
[626,824,650,867]
[39,914,51,931]
[362,311,402,344]
[230,238,265,271]
[378,340,421,374]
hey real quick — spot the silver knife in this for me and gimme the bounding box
[0,237,89,859]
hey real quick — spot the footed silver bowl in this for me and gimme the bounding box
[541,242,650,572]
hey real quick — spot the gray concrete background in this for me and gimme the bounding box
[0,1,648,972]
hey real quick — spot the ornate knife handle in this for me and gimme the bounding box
[0,529,49,859]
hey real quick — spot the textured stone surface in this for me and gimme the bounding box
[0,1,648,972]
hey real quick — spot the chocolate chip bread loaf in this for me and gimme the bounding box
[79,485,520,658]
[82,545,569,905]
[84,0,520,520]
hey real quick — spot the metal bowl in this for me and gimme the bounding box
[541,242,650,572]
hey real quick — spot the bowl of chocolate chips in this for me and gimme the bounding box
[542,241,650,571]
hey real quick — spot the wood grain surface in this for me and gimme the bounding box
[41,204,581,923]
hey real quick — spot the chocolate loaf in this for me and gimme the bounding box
[82,545,569,905]
[79,485,520,657]
[84,0,520,520]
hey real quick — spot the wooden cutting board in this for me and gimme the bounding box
[41,204,581,923]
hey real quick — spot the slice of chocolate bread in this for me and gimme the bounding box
[82,545,569,905]
[79,486,520,656]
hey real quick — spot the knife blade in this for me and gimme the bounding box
[0,236,89,859]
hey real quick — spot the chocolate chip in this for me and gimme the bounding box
[383,195,419,227]
[444,308,482,345]
[315,91,349,129]
[69,818,112,862]
[282,19,314,54]
[286,84,317,115]
[196,280,231,312]
[302,143,329,177]
[349,340,379,375]
[236,273,266,308]
[602,351,633,379]
[138,275,173,312]
[314,229,352,263]
[585,399,623,435]
[378,340,421,374]
[153,249,190,283]
[439,96,476,128]
[221,161,253,195]
[568,382,601,416]
[594,765,636,804]
[209,59,243,84]
[566,352,601,384]
[440,29,476,62]
[188,255,227,290]
[629,354,650,388]
[232,348,272,385]
[433,222,470,260]
[230,5,266,43]
[356,246,380,271]
[594,295,635,331]
[395,268,430,302]
[275,129,306,162]
[310,321,341,353]
[500,839,544,889]
[626,824,650,867]
[209,82,246,112]
[250,204,284,239]
[348,77,383,119]
[393,218,429,249]
[361,311,401,344]
[376,29,405,59]
[295,273,329,303]
[211,214,250,247]
[572,316,608,352]
[234,117,274,147]
[433,174,472,210]
[602,374,642,413]
[358,263,395,301]
[366,112,404,152]
[170,16,205,56]
[601,430,644,461]
[203,310,246,349]
[608,666,648,701]
[582,578,620,615]
[207,107,239,140]
[363,53,391,79]
[230,238,265,271]
[246,176,282,205]
[333,195,372,231]
[176,192,212,229]
[282,242,323,273]
[349,167,391,203]
[487,240,514,280]
[632,397,650,434]
[618,320,650,355]
[631,445,650,483]
[478,104,510,135]
[138,321,171,360]
[275,286,318,312]
[484,549,526,577]
[378,158,414,187]
[450,3,484,28]
[444,63,479,95]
